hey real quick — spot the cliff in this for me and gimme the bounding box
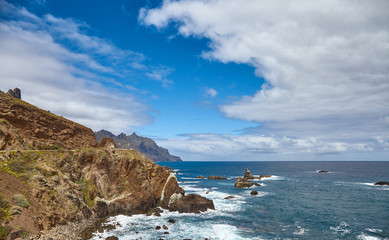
[95,130,182,162]
[0,90,213,239]
[0,91,97,150]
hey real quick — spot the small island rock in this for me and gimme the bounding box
[374,181,389,186]
[250,190,258,195]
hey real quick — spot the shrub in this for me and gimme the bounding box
[9,206,22,215]
[13,194,29,208]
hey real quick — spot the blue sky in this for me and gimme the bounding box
[1,0,389,161]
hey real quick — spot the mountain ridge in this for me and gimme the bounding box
[95,130,182,162]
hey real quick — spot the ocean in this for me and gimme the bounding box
[92,161,389,240]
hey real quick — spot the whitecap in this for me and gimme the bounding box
[357,233,383,240]
[330,222,352,236]
[365,228,383,233]
[293,226,309,235]
[181,177,198,180]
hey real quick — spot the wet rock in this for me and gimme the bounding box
[207,175,227,180]
[197,175,207,179]
[169,194,215,213]
[224,196,236,200]
[234,177,261,188]
[259,174,271,179]
[164,232,169,234]
[146,207,163,216]
[317,170,328,173]
[156,226,161,230]
[106,236,119,240]
[168,219,176,224]
[250,190,258,195]
[374,181,389,186]
[162,225,168,230]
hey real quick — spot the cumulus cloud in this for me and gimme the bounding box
[0,0,154,133]
[140,0,389,143]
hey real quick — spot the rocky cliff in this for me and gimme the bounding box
[0,91,97,150]
[0,91,213,240]
[95,130,182,162]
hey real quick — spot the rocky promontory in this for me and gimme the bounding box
[0,90,213,239]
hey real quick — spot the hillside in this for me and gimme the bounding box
[0,91,97,150]
[0,90,213,239]
[95,130,182,162]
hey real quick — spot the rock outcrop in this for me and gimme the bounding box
[0,90,97,150]
[6,88,21,99]
[168,194,215,213]
[374,181,389,186]
[95,130,182,162]
[234,168,271,188]
[207,175,227,180]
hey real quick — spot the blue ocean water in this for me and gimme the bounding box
[92,161,389,240]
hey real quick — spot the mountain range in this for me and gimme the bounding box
[95,130,182,162]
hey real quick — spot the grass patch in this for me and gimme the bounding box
[76,179,96,208]
[0,225,11,239]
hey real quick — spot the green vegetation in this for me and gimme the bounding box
[0,194,10,221]
[13,194,29,208]
[0,225,11,240]
[77,179,96,207]
[8,206,22,216]
[0,119,7,125]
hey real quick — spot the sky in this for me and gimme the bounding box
[0,0,388,161]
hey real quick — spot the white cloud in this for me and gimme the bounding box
[140,0,389,145]
[0,0,153,133]
[156,133,378,161]
[205,88,218,97]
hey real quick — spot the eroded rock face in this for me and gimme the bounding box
[168,194,215,213]
[0,149,213,238]
[0,91,98,150]
[244,168,254,179]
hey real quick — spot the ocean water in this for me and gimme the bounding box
[92,161,389,240]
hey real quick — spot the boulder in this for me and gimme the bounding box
[168,219,176,224]
[259,174,271,179]
[234,177,261,188]
[7,88,21,99]
[224,196,236,200]
[106,237,119,240]
[244,168,254,179]
[169,194,215,213]
[196,175,207,179]
[374,181,389,186]
[250,191,258,196]
[162,225,168,230]
[317,170,328,173]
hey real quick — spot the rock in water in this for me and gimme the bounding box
[197,175,207,179]
[250,191,258,195]
[244,168,254,179]
[234,177,261,188]
[317,170,329,173]
[168,194,215,213]
[208,175,227,180]
[374,181,389,186]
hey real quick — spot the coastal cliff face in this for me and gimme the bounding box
[95,130,182,162]
[0,91,97,150]
[0,91,213,239]
[0,149,185,238]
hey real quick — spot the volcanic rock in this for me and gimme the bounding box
[207,175,227,180]
[234,177,261,188]
[374,181,389,186]
[317,170,329,173]
[224,196,236,200]
[168,194,215,213]
[197,175,207,179]
[250,191,258,196]
[7,88,21,99]
[244,168,254,179]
